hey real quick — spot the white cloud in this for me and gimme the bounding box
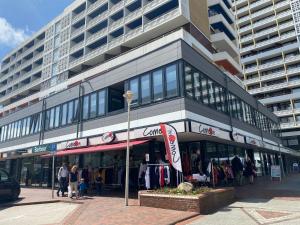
[0,17,30,48]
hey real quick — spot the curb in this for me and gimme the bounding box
[0,199,84,208]
[168,213,200,225]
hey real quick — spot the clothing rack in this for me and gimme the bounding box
[146,163,170,166]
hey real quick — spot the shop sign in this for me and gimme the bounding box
[245,137,263,147]
[101,132,115,144]
[191,121,230,140]
[17,149,28,154]
[134,122,185,139]
[64,138,87,149]
[230,132,245,144]
[32,144,57,153]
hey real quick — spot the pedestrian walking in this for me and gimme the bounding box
[231,155,243,186]
[244,158,255,184]
[69,165,79,199]
[95,169,103,195]
[57,163,69,197]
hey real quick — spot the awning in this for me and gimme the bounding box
[42,140,149,157]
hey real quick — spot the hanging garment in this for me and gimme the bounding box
[145,167,150,190]
[138,163,147,179]
[159,166,165,187]
[164,166,170,185]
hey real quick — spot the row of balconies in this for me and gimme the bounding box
[240,30,296,54]
[240,20,294,43]
[72,0,167,27]
[69,7,179,68]
[235,0,288,16]
[0,65,43,94]
[248,78,300,95]
[0,51,44,84]
[244,54,300,74]
[1,38,45,73]
[236,0,290,24]
[244,63,300,85]
[238,10,292,34]
[71,0,169,41]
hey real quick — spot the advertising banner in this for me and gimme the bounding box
[160,123,182,172]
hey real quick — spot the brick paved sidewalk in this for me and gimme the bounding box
[4,188,198,225]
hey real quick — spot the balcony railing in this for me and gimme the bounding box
[87,11,108,29]
[70,42,85,53]
[71,26,86,38]
[85,45,107,61]
[72,11,86,24]
[109,1,124,14]
[125,8,142,23]
[86,29,107,44]
[125,26,143,41]
[109,18,124,31]
[87,0,107,14]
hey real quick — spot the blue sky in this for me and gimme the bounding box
[0,0,74,60]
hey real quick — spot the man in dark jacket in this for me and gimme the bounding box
[231,156,243,186]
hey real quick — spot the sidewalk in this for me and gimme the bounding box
[183,173,300,225]
[4,188,198,225]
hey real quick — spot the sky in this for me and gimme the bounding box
[0,0,74,60]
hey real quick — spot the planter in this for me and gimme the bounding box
[139,188,235,214]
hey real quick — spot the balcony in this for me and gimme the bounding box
[69,56,85,68]
[87,11,109,29]
[251,6,273,20]
[244,66,258,74]
[109,18,124,32]
[108,35,124,48]
[144,8,180,32]
[85,45,107,61]
[248,79,300,94]
[125,8,142,23]
[71,26,86,38]
[125,26,143,41]
[250,0,270,9]
[72,11,86,24]
[274,109,293,117]
[70,42,85,53]
[259,59,283,70]
[87,0,107,14]
[144,0,169,14]
[86,29,107,44]
[285,55,300,63]
[281,122,296,129]
[275,0,290,9]
[109,1,124,15]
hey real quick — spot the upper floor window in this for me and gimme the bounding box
[165,64,178,98]
[153,69,163,101]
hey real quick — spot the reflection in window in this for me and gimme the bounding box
[193,71,201,102]
[54,106,60,128]
[67,101,74,124]
[61,103,68,126]
[83,95,90,120]
[153,70,163,101]
[129,78,139,105]
[49,108,55,129]
[166,64,178,98]
[185,65,193,98]
[98,90,106,116]
[90,93,97,118]
[141,74,150,104]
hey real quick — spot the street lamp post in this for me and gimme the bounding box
[123,90,133,206]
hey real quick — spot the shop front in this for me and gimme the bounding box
[2,120,296,191]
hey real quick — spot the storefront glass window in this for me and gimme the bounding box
[141,74,151,104]
[153,69,163,101]
[67,101,74,124]
[165,64,178,98]
[218,144,228,164]
[206,142,218,164]
[90,93,97,118]
[98,90,106,116]
[61,103,68,126]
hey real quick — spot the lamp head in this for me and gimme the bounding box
[123,90,133,103]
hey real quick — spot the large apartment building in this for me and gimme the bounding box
[233,0,300,150]
[0,0,298,188]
